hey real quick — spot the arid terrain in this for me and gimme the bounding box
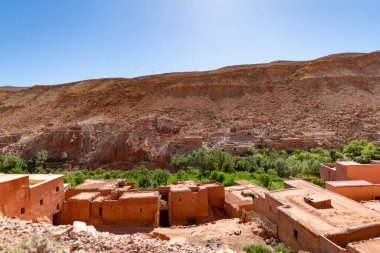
[1,51,380,169]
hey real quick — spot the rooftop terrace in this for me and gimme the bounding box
[274,180,380,235]
[75,179,122,190]
[348,238,380,253]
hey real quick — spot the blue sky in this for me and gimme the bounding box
[1,0,379,86]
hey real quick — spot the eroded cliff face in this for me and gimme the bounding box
[0,51,380,169]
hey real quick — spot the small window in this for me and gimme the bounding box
[56,204,60,210]
[269,206,272,212]
[375,196,380,200]
[21,207,25,214]
[40,199,44,205]
[179,198,182,201]
[293,229,298,239]
[140,208,143,213]
[99,207,103,216]
[56,186,60,192]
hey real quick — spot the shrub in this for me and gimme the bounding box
[4,233,65,253]
[243,243,272,253]
[257,173,271,188]
[274,243,292,253]
[311,178,325,188]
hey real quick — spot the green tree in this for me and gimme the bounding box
[0,154,26,173]
[34,150,49,169]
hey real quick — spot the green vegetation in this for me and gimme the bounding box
[243,243,292,253]
[243,244,272,253]
[1,140,380,191]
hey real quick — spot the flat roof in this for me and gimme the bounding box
[119,191,158,200]
[0,174,27,183]
[326,180,373,187]
[69,192,100,201]
[362,201,380,213]
[76,179,121,190]
[348,238,380,253]
[271,180,380,235]
[337,161,360,166]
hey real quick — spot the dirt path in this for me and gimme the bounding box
[153,218,265,252]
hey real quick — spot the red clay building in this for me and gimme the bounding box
[252,179,380,253]
[0,174,64,223]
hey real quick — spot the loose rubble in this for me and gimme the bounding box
[0,216,216,253]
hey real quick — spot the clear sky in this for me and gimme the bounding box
[1,0,379,86]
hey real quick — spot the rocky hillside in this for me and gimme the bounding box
[0,51,380,169]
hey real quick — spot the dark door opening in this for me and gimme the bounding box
[160,210,169,227]
[52,213,60,225]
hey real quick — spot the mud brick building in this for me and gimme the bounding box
[224,180,267,218]
[59,179,225,228]
[0,174,64,223]
[320,161,380,201]
[252,179,380,253]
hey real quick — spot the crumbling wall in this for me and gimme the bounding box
[204,183,225,209]
[102,197,159,227]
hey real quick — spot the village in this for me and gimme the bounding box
[1,160,380,252]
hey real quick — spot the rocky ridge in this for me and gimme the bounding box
[0,51,380,168]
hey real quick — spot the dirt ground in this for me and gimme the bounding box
[153,218,266,252]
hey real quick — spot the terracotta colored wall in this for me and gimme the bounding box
[65,188,112,200]
[0,176,29,218]
[62,200,92,224]
[277,210,321,253]
[0,176,64,222]
[320,236,345,253]
[326,223,380,248]
[326,185,374,202]
[335,164,349,181]
[102,197,159,226]
[29,176,64,221]
[345,165,380,184]
[206,185,225,209]
[320,164,336,181]
[168,188,209,225]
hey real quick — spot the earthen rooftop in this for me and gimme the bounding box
[348,238,380,253]
[271,181,380,235]
[119,191,158,200]
[70,192,100,201]
[0,174,26,183]
[75,179,122,190]
[326,180,372,187]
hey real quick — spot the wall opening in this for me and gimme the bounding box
[159,210,169,227]
[56,204,60,210]
[293,229,298,239]
[99,207,103,217]
[375,196,380,200]
[40,199,44,205]
[56,186,60,192]
[21,207,25,214]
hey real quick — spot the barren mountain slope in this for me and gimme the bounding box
[0,51,379,169]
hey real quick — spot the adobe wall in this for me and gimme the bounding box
[102,197,159,227]
[168,188,209,225]
[29,176,64,221]
[335,164,349,181]
[277,209,321,253]
[345,165,380,184]
[259,194,282,224]
[319,236,346,253]
[320,164,336,181]
[204,184,225,209]
[325,185,374,202]
[326,223,380,248]
[62,200,92,224]
[0,176,29,218]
